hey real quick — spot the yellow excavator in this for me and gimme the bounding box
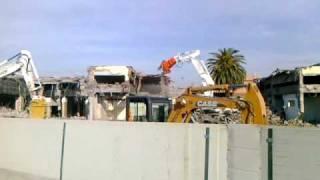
[126,83,267,125]
[167,83,267,124]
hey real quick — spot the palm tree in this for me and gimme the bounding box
[207,48,246,84]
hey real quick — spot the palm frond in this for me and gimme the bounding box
[206,48,247,84]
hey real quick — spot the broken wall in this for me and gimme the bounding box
[259,69,302,118]
[90,95,126,120]
[86,66,172,121]
[87,66,137,94]
[138,74,170,96]
[40,77,87,118]
[0,77,28,112]
[260,65,320,122]
[86,66,137,120]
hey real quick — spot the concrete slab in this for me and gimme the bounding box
[227,125,263,180]
[0,119,64,180]
[62,121,227,180]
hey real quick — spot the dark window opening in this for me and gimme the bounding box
[303,76,320,84]
[51,106,59,117]
[59,83,80,96]
[272,81,298,87]
[287,100,295,107]
[94,75,125,84]
[141,77,161,85]
[59,83,79,90]
[67,97,86,117]
[0,94,17,109]
[43,84,56,97]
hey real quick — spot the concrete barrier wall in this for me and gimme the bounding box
[0,119,64,180]
[1,119,320,180]
[228,125,320,180]
[227,125,263,180]
[62,121,227,180]
[0,119,228,180]
[271,127,320,180]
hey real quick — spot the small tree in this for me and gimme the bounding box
[207,48,246,84]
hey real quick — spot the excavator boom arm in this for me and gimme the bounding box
[159,50,214,86]
[0,50,42,93]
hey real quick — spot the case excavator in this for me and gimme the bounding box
[167,83,267,124]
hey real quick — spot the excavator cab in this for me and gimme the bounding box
[126,96,172,122]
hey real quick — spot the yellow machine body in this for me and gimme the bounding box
[30,99,47,119]
[167,83,267,125]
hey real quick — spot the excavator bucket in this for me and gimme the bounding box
[159,57,177,74]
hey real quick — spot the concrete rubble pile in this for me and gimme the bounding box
[0,107,28,118]
[267,107,318,127]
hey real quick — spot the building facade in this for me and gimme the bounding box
[259,64,320,123]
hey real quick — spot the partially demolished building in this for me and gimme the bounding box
[86,66,170,120]
[41,76,87,118]
[259,64,320,123]
[138,74,170,96]
[86,66,136,120]
[0,65,171,120]
[0,77,28,112]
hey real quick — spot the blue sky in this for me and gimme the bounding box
[1,0,320,86]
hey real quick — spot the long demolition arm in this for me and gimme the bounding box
[159,50,215,86]
[0,50,41,93]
